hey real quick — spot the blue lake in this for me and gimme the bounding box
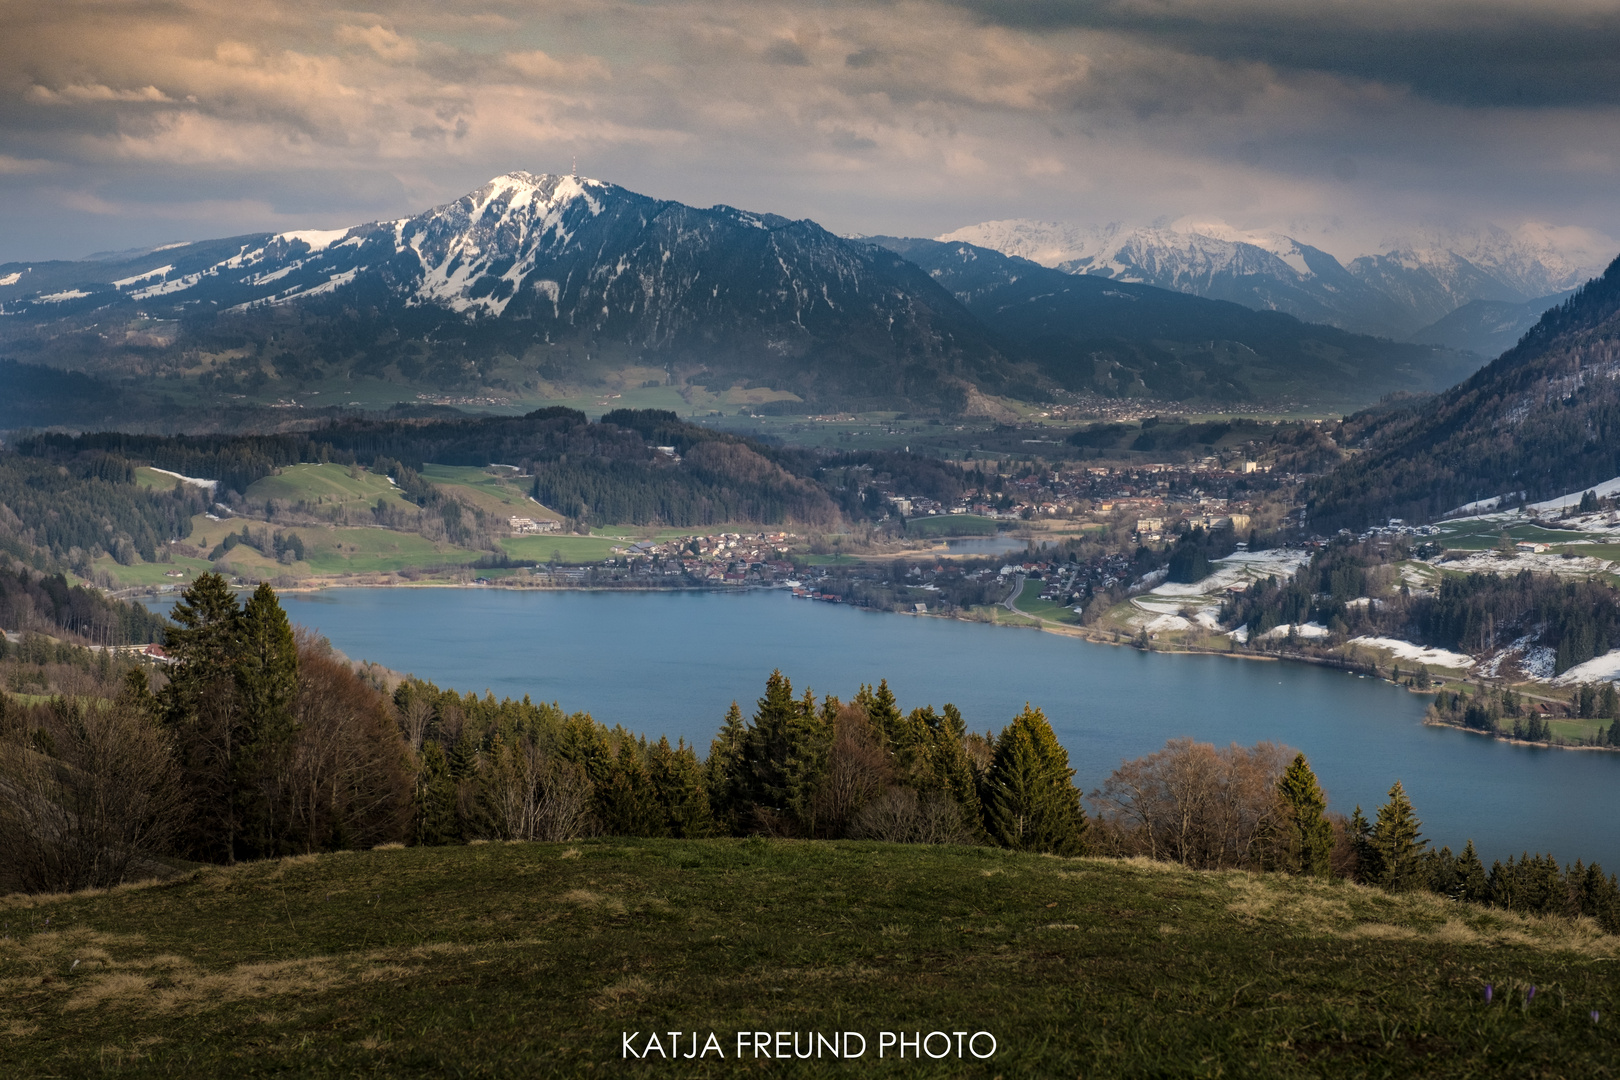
[147,586,1620,868]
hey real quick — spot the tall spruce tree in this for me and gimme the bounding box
[234,582,300,856]
[742,671,830,834]
[160,572,245,861]
[1453,840,1488,903]
[1277,753,1334,876]
[982,705,1086,855]
[706,701,747,833]
[1367,781,1428,891]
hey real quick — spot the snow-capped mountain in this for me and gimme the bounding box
[938,218,1612,347]
[0,172,1010,410]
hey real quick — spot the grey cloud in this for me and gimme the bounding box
[952,0,1620,108]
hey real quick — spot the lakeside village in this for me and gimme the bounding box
[499,453,1283,598]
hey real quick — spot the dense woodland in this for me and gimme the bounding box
[0,565,167,646]
[1306,256,1620,531]
[3,410,981,549]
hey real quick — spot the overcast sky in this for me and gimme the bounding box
[3,0,1619,263]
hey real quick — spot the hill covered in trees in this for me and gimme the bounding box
[1308,253,1620,530]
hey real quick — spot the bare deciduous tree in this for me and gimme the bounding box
[0,699,183,893]
[276,633,412,852]
[475,735,593,842]
[1090,738,1294,870]
[851,787,975,845]
[812,704,891,836]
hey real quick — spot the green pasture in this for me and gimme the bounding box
[500,534,631,565]
[420,465,562,523]
[1012,577,1082,623]
[10,839,1616,1077]
[244,463,408,511]
[903,514,998,539]
[92,554,215,589]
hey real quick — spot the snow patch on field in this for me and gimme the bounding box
[1527,476,1620,513]
[1146,548,1310,598]
[1348,636,1474,669]
[147,467,218,493]
[1258,622,1331,641]
[1438,550,1611,576]
[1554,649,1620,685]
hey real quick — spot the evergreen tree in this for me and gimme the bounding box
[705,701,747,833]
[741,671,830,834]
[413,740,460,845]
[234,582,300,856]
[1453,840,1488,904]
[159,572,245,861]
[647,737,715,838]
[1277,753,1334,876]
[1367,781,1428,891]
[595,736,664,837]
[982,705,1086,855]
[1349,805,1373,881]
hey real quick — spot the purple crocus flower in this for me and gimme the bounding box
[1593,1011,1601,1024]
[1483,984,1493,1003]
[1527,985,1536,1003]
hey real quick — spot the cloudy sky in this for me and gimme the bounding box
[3,0,1619,263]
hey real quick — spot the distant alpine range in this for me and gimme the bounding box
[0,172,1606,421]
[936,218,1605,353]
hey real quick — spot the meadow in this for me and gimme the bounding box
[3,841,1618,1077]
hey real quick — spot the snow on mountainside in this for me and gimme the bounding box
[939,218,1613,347]
[0,172,1012,411]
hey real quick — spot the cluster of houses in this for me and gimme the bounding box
[602,531,799,586]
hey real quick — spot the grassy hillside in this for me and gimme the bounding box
[3,840,1617,1077]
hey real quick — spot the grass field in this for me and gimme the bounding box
[904,515,998,539]
[1012,577,1082,624]
[91,554,214,589]
[1544,717,1611,743]
[420,465,564,524]
[243,464,410,512]
[500,534,633,565]
[4,840,1618,1077]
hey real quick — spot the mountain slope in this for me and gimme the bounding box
[0,174,1021,413]
[1408,290,1577,359]
[872,237,1481,408]
[1308,255,1620,530]
[940,219,1607,341]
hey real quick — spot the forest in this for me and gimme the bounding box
[1223,538,1620,675]
[1,410,982,562]
[4,575,1618,939]
[1305,258,1620,531]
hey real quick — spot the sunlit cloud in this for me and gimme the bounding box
[0,0,1616,262]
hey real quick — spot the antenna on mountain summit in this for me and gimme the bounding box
[571,155,577,177]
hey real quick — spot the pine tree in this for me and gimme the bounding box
[1277,753,1334,876]
[413,741,460,845]
[595,736,664,837]
[705,701,747,833]
[647,737,715,838]
[1367,780,1428,891]
[741,671,830,834]
[234,582,300,857]
[159,572,245,861]
[1453,840,1488,903]
[982,705,1086,855]
[1349,805,1373,881]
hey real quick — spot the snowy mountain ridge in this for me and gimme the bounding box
[938,217,1613,345]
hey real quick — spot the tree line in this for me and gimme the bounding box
[5,574,1618,940]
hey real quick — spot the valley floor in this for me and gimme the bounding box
[3,840,1617,1077]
